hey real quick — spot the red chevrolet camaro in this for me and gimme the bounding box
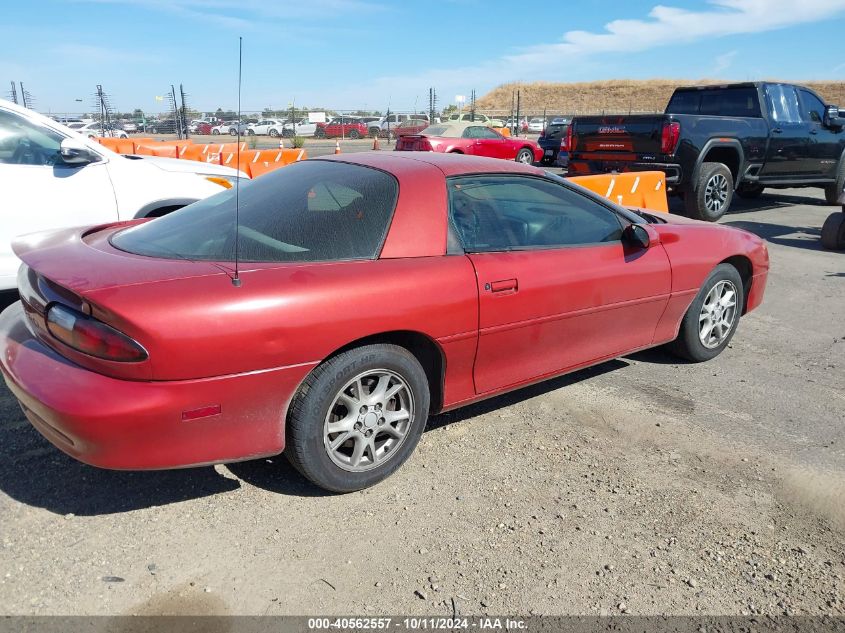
[0,153,768,492]
[395,122,543,164]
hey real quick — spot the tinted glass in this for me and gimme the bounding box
[766,85,802,124]
[667,88,761,117]
[799,89,826,124]
[448,176,623,252]
[112,161,399,263]
[544,123,568,139]
[422,125,450,136]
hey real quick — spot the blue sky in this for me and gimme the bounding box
[2,0,845,115]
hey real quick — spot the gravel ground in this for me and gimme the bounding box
[0,185,843,617]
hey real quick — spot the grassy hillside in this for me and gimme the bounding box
[476,80,845,116]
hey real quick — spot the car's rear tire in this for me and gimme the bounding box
[285,344,430,493]
[824,160,845,204]
[315,127,326,139]
[515,148,534,164]
[269,128,279,137]
[349,129,361,139]
[667,263,744,362]
[684,162,734,221]
[821,211,845,250]
[369,127,380,138]
[735,184,764,199]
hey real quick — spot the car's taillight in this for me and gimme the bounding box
[46,304,147,363]
[563,125,574,152]
[660,121,681,154]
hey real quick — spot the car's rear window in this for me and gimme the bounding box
[422,125,450,136]
[666,87,762,118]
[545,123,568,138]
[111,161,399,263]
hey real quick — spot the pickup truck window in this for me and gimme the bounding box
[666,88,761,118]
[766,85,803,125]
[798,89,826,124]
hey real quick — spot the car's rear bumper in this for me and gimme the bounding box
[0,302,316,470]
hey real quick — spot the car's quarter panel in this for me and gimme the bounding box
[468,243,672,394]
[0,302,308,469]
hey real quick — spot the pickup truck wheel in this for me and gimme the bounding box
[685,162,734,221]
[735,184,764,199]
[369,127,380,138]
[821,212,845,250]
[824,161,845,204]
[314,127,326,139]
[667,263,744,362]
[285,344,430,493]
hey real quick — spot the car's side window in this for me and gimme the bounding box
[798,89,826,125]
[766,85,803,125]
[0,110,63,166]
[476,127,501,139]
[448,176,623,253]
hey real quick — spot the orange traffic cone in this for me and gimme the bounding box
[334,140,341,154]
[372,135,380,150]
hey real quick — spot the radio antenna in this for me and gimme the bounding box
[232,36,243,287]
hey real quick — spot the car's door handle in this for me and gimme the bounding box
[772,127,783,134]
[486,278,518,293]
[810,129,818,135]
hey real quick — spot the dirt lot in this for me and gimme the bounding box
[0,181,843,617]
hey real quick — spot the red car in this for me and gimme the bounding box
[315,118,368,139]
[0,153,768,492]
[383,119,430,139]
[396,122,543,164]
[194,122,213,135]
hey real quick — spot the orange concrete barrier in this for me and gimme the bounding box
[96,137,136,154]
[567,171,668,213]
[133,143,179,158]
[179,144,211,161]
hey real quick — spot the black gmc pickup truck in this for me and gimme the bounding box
[567,82,845,221]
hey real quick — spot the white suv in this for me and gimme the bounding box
[0,99,243,290]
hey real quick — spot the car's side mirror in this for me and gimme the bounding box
[623,223,652,249]
[824,105,844,129]
[59,138,100,165]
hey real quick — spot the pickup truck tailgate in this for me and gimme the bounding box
[572,115,668,155]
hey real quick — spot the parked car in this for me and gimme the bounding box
[383,119,429,139]
[210,121,237,135]
[315,118,369,139]
[0,153,769,492]
[568,82,845,221]
[247,119,286,136]
[147,119,183,135]
[446,112,505,128]
[75,122,129,139]
[194,122,214,135]
[121,121,138,133]
[368,113,429,137]
[395,122,542,164]
[282,119,318,138]
[527,117,546,133]
[0,98,243,291]
[537,117,570,166]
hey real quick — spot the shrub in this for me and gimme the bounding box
[291,136,306,148]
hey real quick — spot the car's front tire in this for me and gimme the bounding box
[667,263,744,362]
[285,344,430,493]
[269,128,279,137]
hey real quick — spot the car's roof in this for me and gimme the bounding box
[419,121,500,137]
[317,151,543,178]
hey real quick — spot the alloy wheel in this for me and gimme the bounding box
[698,280,738,349]
[323,369,414,472]
[704,173,729,213]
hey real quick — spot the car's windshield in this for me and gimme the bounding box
[111,161,399,263]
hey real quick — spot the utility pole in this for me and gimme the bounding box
[516,89,521,137]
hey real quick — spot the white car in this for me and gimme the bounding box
[527,117,546,133]
[74,121,129,139]
[247,119,286,137]
[281,119,318,137]
[0,99,244,291]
